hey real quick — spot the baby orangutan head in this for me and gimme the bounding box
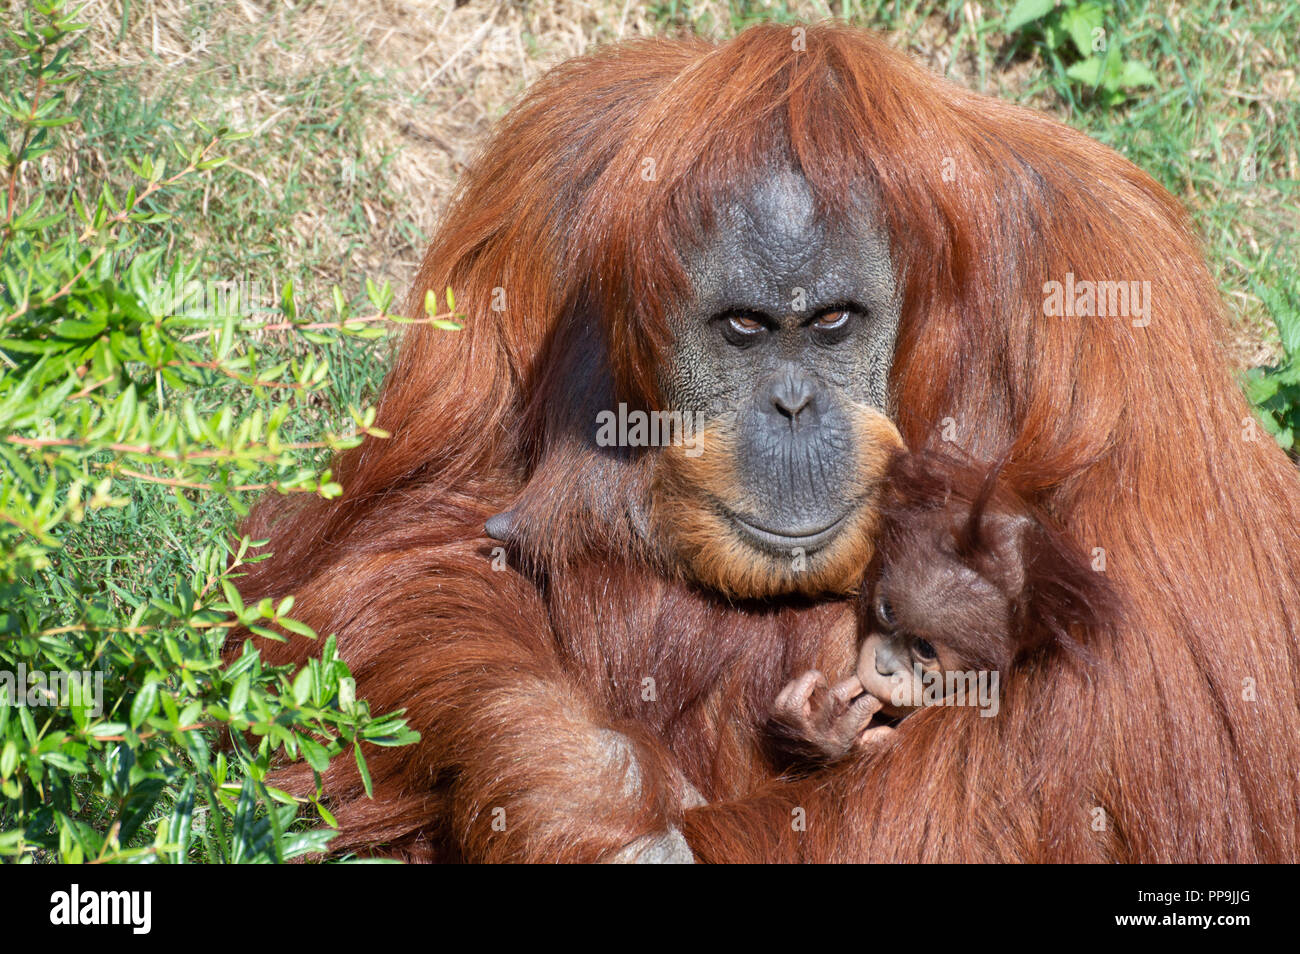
[856,449,1121,717]
[769,449,1123,766]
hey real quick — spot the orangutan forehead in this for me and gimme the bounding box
[680,169,896,321]
[728,168,819,252]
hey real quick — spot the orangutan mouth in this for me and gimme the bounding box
[728,511,849,554]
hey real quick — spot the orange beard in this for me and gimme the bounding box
[650,405,904,599]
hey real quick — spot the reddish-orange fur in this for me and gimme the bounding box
[231,24,1300,862]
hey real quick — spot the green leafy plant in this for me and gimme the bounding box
[1005,0,1156,106]
[1243,261,1300,455]
[0,1,441,862]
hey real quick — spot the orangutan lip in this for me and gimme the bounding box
[728,511,848,554]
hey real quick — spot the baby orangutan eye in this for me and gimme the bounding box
[911,638,938,663]
[875,594,896,631]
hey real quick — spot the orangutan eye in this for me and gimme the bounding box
[717,312,768,346]
[912,638,938,663]
[875,594,896,630]
[727,315,764,335]
[809,308,856,346]
[813,310,850,330]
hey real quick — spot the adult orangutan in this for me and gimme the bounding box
[230,23,1300,862]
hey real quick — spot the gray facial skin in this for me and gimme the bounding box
[660,170,900,553]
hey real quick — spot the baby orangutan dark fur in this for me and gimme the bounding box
[769,450,1122,767]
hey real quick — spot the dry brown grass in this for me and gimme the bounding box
[67,0,1044,297]
[70,0,706,292]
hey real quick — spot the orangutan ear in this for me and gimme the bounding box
[970,511,1032,598]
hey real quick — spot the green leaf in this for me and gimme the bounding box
[281,830,335,860]
[0,740,18,779]
[1060,1,1105,58]
[297,733,330,772]
[354,742,373,798]
[1243,369,1281,404]
[229,673,250,716]
[115,778,165,843]
[220,579,245,616]
[1119,59,1158,88]
[129,681,158,728]
[292,666,313,705]
[52,313,108,340]
[279,616,317,639]
[1066,56,1106,87]
[42,751,85,773]
[88,723,129,738]
[19,707,37,746]
[167,777,196,862]
[1005,0,1055,33]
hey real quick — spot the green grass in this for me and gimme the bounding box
[31,20,417,603]
[0,1,429,860]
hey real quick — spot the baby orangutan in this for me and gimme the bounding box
[769,449,1121,765]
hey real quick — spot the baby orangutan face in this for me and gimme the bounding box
[767,448,1118,768]
[770,562,1013,764]
[856,554,1015,718]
